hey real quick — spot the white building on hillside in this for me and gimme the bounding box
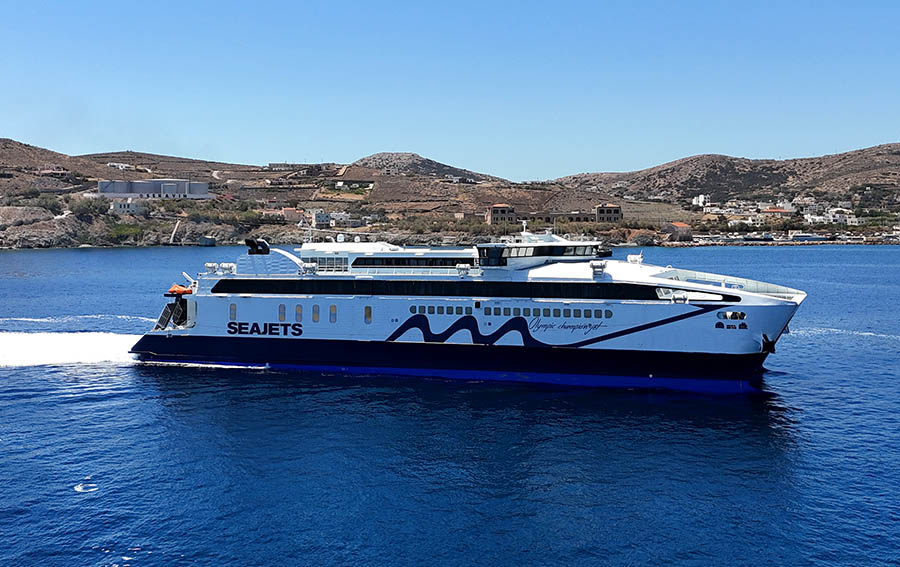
[98,179,210,199]
[109,198,148,215]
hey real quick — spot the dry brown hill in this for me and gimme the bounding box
[353,152,503,182]
[79,150,257,183]
[0,139,151,195]
[557,144,900,208]
[3,138,898,216]
[0,138,130,178]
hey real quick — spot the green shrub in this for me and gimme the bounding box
[108,223,143,243]
[35,194,63,216]
[70,197,110,216]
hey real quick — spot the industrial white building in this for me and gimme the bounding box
[98,179,211,199]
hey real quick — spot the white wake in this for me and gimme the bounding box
[790,327,900,341]
[0,314,155,324]
[0,332,140,367]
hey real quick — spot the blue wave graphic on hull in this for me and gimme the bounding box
[386,306,718,348]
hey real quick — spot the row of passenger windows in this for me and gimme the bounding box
[410,305,474,315]
[407,304,613,319]
[227,301,616,326]
[228,303,352,324]
[479,245,600,259]
[353,257,475,267]
[486,306,613,318]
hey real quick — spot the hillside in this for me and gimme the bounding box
[2,138,898,226]
[353,152,503,182]
[557,144,900,208]
[79,150,256,182]
[0,139,149,195]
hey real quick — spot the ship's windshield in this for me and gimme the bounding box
[478,244,602,265]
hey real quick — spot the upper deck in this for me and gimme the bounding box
[194,233,804,306]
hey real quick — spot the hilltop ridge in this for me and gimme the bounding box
[556,144,900,206]
[352,152,503,182]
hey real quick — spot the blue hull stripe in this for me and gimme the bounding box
[130,335,768,394]
[386,306,719,348]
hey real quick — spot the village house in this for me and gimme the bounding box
[760,207,794,219]
[281,207,302,222]
[485,204,517,225]
[109,198,148,216]
[660,221,693,241]
[306,208,332,228]
[594,203,623,223]
[692,194,711,207]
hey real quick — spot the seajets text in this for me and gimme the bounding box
[227,322,303,336]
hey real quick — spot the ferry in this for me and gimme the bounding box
[131,228,807,393]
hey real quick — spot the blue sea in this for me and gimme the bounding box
[1,245,899,566]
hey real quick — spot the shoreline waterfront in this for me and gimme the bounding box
[2,236,899,251]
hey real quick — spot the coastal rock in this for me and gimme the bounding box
[0,206,55,229]
[0,215,83,248]
[627,230,660,247]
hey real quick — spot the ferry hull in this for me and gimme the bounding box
[131,334,769,394]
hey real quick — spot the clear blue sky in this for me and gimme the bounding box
[2,0,898,181]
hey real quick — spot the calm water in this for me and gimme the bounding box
[1,245,899,566]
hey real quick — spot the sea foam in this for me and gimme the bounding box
[0,332,140,367]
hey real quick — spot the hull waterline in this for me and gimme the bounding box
[131,334,769,394]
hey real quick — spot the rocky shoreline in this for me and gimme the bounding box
[1,206,896,251]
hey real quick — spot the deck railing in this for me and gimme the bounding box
[653,268,804,300]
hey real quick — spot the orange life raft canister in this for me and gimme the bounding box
[167,284,193,295]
